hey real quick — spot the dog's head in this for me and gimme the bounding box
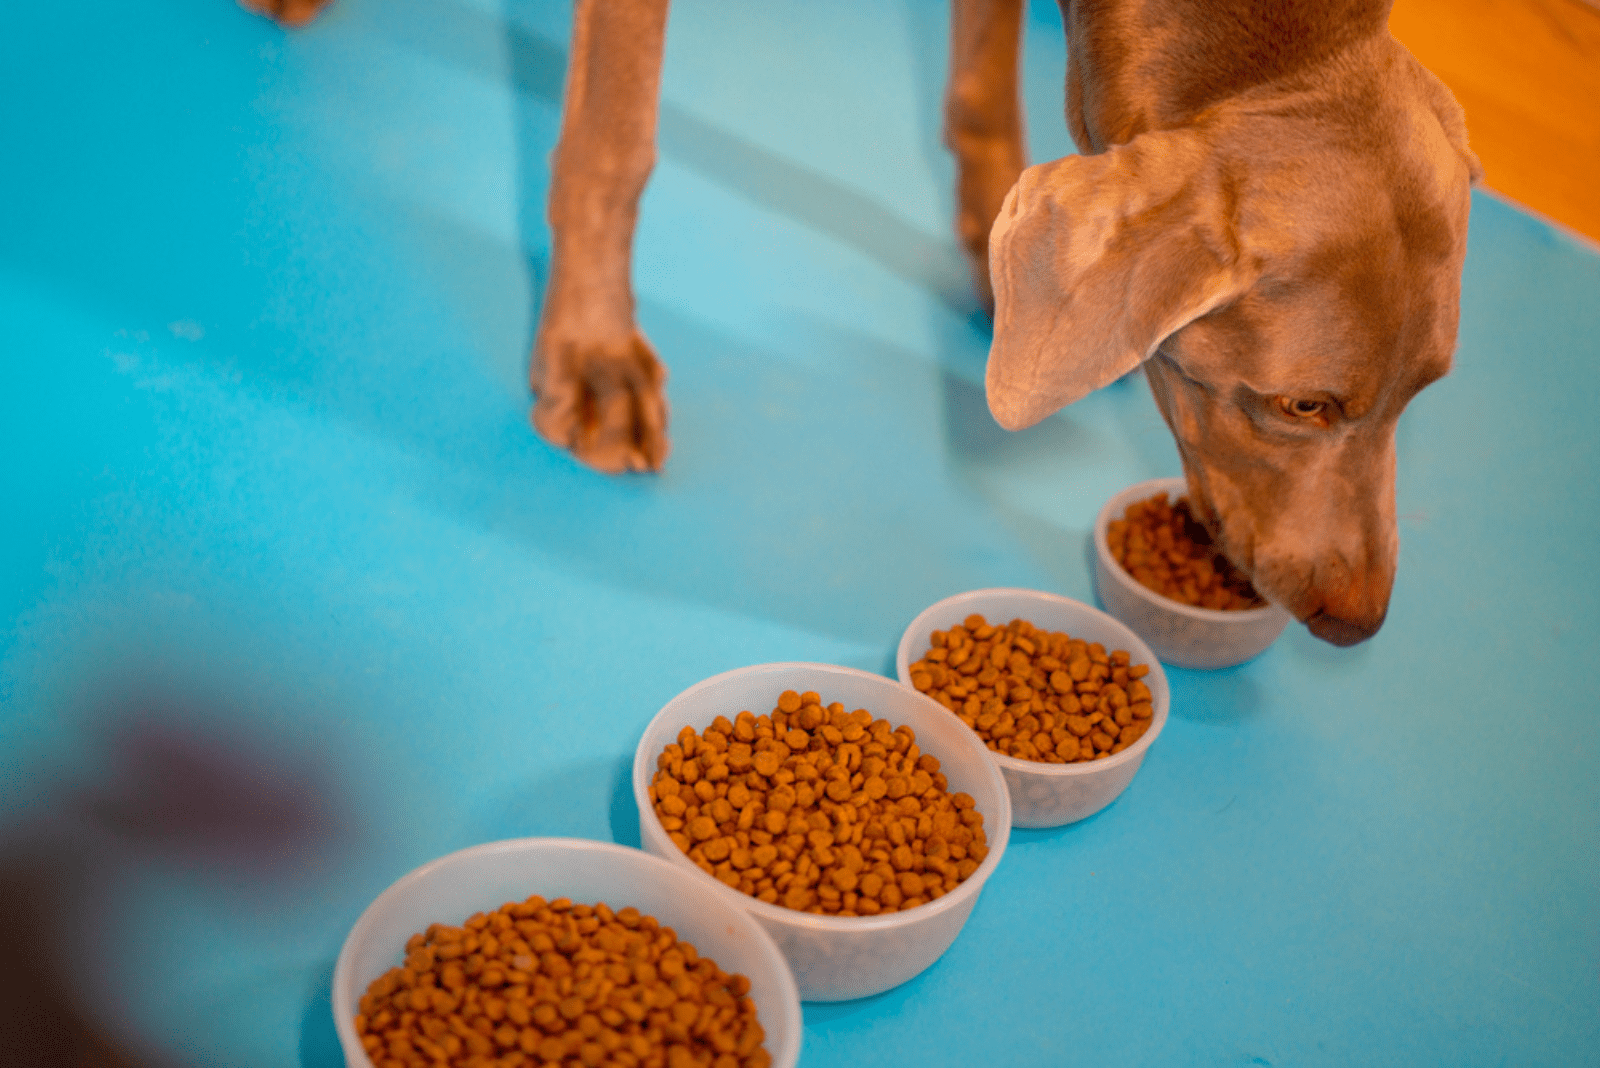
[986,50,1478,646]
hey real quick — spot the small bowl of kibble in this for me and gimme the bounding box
[1094,476,1294,669]
[634,662,1012,1002]
[332,837,802,1068]
[898,588,1171,829]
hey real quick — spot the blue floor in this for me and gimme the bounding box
[3,1,1597,1065]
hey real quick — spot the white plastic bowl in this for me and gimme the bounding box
[897,588,1170,829]
[1094,476,1293,670]
[633,662,1012,1002]
[332,838,802,1068]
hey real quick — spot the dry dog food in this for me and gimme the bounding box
[649,692,989,916]
[909,614,1153,763]
[1107,492,1264,610]
[355,895,770,1068]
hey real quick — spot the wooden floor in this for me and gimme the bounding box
[1390,0,1600,242]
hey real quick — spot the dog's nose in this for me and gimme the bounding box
[1296,543,1396,648]
[1306,607,1386,647]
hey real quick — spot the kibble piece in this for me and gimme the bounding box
[355,896,770,1068]
[909,614,1157,765]
[1106,492,1264,609]
[652,694,989,918]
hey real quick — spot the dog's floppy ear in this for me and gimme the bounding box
[985,129,1257,431]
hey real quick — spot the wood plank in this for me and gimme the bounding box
[1390,0,1600,241]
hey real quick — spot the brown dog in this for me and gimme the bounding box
[979,1,1479,646]
[247,0,1476,646]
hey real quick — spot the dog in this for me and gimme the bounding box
[246,0,1477,647]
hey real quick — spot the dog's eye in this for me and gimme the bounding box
[1278,397,1326,419]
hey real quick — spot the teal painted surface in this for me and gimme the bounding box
[2,1,1596,1065]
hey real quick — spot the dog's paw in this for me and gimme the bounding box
[238,0,332,27]
[955,202,998,315]
[952,141,1023,316]
[531,331,670,474]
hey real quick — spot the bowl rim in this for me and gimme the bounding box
[895,587,1170,779]
[1095,475,1290,624]
[331,836,803,1068]
[632,661,1012,935]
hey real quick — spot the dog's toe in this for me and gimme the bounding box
[531,333,670,474]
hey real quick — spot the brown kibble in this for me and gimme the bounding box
[355,895,767,1068]
[908,613,1157,765]
[653,692,988,917]
[1111,493,1265,608]
[768,785,796,814]
[777,690,802,713]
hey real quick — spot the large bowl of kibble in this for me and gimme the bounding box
[332,837,802,1068]
[897,588,1170,829]
[633,662,1012,1002]
[1095,476,1294,669]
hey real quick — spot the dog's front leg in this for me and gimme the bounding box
[532,0,671,474]
[944,0,1026,313]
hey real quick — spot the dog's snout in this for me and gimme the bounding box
[1306,607,1386,647]
[1300,559,1394,646]
[1250,540,1396,648]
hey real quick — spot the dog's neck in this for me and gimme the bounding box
[1063,0,1396,150]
